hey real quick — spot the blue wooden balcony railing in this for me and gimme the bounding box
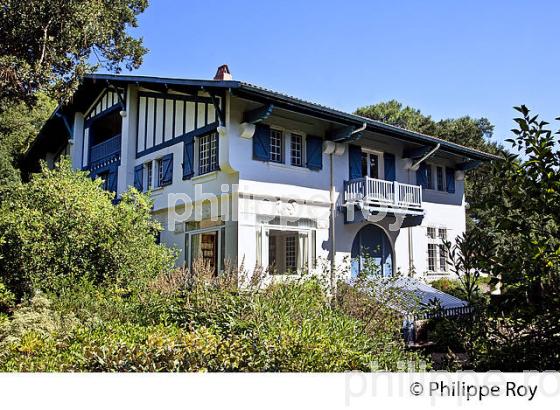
[90,134,121,165]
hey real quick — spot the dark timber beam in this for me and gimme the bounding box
[403,145,434,159]
[209,92,225,125]
[456,160,481,171]
[242,104,274,124]
[109,85,126,110]
[55,111,73,138]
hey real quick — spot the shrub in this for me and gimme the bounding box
[0,263,428,372]
[0,159,176,299]
[0,281,15,313]
[430,278,465,299]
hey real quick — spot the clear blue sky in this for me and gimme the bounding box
[123,0,560,145]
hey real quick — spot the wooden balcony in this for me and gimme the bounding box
[343,176,423,211]
[89,134,121,166]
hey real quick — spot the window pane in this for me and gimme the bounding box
[199,133,218,174]
[426,165,433,189]
[157,159,164,187]
[437,166,444,191]
[290,133,303,166]
[270,130,283,163]
[285,234,297,272]
[361,152,368,177]
[439,244,447,272]
[427,227,436,239]
[297,232,308,271]
[268,234,277,272]
[146,162,153,190]
[190,234,200,265]
[428,244,437,271]
[369,154,379,179]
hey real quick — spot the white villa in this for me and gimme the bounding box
[25,66,497,283]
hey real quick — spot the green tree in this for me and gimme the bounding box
[470,106,560,307]
[0,93,56,184]
[356,99,497,154]
[0,0,148,106]
[0,159,176,300]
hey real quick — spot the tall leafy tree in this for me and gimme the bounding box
[356,99,497,152]
[0,94,57,184]
[0,0,148,107]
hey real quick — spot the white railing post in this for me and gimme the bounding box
[393,181,399,205]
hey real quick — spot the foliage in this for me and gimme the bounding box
[0,0,148,106]
[0,262,428,372]
[0,281,15,313]
[429,278,465,300]
[428,107,560,371]
[0,159,176,300]
[355,99,496,153]
[469,106,560,309]
[0,93,56,185]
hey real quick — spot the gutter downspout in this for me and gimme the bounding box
[330,152,336,300]
[411,143,441,170]
[407,143,440,276]
[347,122,367,142]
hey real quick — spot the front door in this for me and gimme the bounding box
[351,224,393,279]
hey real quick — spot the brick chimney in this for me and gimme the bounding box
[213,64,232,80]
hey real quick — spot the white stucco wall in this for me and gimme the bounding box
[68,87,468,282]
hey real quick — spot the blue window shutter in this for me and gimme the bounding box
[306,135,323,170]
[253,123,270,161]
[383,152,396,182]
[446,167,456,193]
[183,136,194,180]
[107,166,118,192]
[348,145,362,180]
[160,153,173,186]
[134,165,143,191]
[416,163,428,188]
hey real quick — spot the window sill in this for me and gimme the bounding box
[146,186,164,196]
[425,271,451,276]
[269,162,312,173]
[192,170,219,183]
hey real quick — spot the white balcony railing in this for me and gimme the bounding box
[344,176,422,209]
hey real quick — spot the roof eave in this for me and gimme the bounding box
[235,84,500,162]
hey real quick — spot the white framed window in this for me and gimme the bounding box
[290,133,304,167]
[185,223,226,274]
[199,132,218,175]
[257,224,314,275]
[426,226,449,274]
[360,149,382,179]
[270,129,283,163]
